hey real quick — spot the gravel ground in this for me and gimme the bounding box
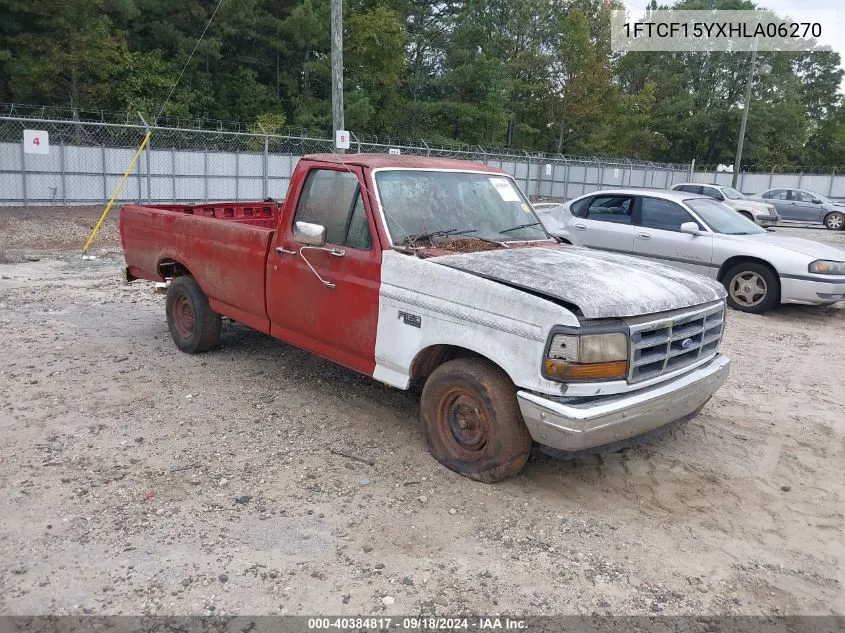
[0,206,843,616]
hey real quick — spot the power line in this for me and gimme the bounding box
[154,0,226,127]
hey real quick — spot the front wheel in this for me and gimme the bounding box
[166,276,222,353]
[824,212,844,231]
[723,262,780,314]
[420,357,532,483]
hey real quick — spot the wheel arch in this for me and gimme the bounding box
[717,256,781,302]
[823,210,845,230]
[158,258,193,280]
[409,344,510,389]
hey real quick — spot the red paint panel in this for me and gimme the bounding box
[265,164,382,376]
[120,203,274,331]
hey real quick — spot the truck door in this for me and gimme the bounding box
[266,165,381,376]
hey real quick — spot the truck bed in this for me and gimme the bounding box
[150,202,280,229]
[120,202,281,332]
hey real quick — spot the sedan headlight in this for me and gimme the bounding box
[766,204,777,213]
[808,260,845,275]
[544,332,628,382]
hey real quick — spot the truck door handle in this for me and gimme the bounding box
[636,232,651,239]
[276,246,297,255]
[573,222,587,230]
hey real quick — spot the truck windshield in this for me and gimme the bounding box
[685,198,766,235]
[374,170,549,243]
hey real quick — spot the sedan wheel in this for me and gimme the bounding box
[730,272,766,307]
[723,262,780,314]
[824,212,845,231]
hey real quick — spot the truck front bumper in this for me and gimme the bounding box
[517,354,730,452]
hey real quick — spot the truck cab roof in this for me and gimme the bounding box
[302,153,506,174]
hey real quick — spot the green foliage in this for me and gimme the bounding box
[0,0,842,166]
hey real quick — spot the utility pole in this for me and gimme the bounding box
[732,45,756,189]
[331,0,345,153]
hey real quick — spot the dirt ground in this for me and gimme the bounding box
[0,206,843,617]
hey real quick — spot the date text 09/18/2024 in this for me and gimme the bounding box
[307,617,528,630]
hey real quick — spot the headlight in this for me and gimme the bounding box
[766,205,777,213]
[808,260,845,275]
[544,332,628,382]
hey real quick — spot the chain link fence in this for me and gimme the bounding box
[0,108,691,206]
[694,164,845,199]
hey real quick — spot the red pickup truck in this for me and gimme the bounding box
[120,153,730,482]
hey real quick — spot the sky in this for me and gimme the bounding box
[621,0,845,91]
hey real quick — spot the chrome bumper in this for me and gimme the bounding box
[518,354,730,452]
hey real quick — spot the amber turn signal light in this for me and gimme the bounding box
[543,359,628,382]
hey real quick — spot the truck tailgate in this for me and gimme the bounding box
[121,204,274,323]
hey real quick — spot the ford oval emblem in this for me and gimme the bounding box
[681,338,694,349]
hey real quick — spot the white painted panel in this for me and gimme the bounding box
[0,142,22,170]
[0,173,24,200]
[64,146,104,173]
[65,175,103,201]
[149,149,174,174]
[238,178,262,199]
[207,152,237,176]
[174,150,205,176]
[239,153,263,175]
[175,178,205,201]
[208,177,237,200]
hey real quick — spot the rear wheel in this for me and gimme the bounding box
[420,358,531,483]
[723,262,779,314]
[824,212,844,231]
[166,276,221,353]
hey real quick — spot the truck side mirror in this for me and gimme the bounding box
[293,221,327,247]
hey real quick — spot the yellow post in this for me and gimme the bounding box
[82,131,152,255]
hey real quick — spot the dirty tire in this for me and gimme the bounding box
[166,276,222,353]
[723,261,779,314]
[420,357,531,483]
[824,212,845,231]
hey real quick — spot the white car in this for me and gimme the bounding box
[543,188,845,313]
[532,201,565,212]
[671,183,779,227]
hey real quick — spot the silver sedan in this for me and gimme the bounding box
[542,188,845,313]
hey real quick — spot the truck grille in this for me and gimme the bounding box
[627,302,725,383]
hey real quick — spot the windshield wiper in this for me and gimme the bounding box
[499,221,543,235]
[403,228,478,244]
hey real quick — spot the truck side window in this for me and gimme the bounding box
[294,169,372,249]
[344,192,373,250]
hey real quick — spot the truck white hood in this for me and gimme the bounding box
[432,245,726,319]
[737,233,845,260]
